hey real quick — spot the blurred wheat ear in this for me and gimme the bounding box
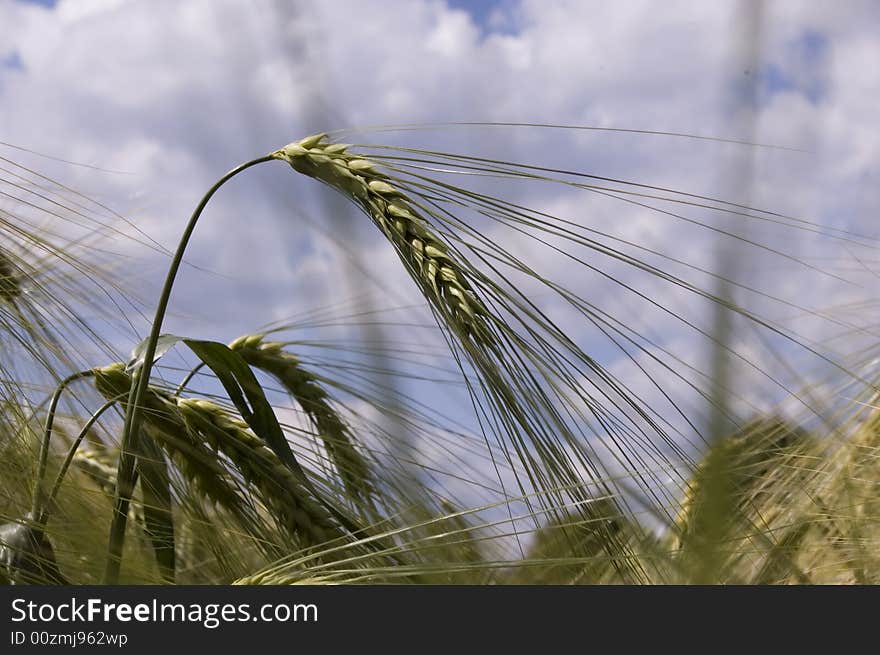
[0,248,22,303]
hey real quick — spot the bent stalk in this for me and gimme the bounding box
[103,155,275,584]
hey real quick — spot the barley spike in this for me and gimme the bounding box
[176,397,345,548]
[229,334,374,505]
[92,363,246,513]
[274,135,488,340]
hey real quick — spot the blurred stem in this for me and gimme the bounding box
[37,396,122,527]
[31,369,95,519]
[103,154,276,584]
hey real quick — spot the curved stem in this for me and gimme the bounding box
[31,370,96,518]
[174,362,205,396]
[103,155,276,584]
[37,395,123,527]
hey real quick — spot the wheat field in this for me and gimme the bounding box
[1,1,877,586]
[0,122,877,586]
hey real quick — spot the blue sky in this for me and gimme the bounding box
[447,0,519,34]
[755,30,828,106]
[1,0,878,511]
[15,0,56,7]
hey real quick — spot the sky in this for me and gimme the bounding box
[1,0,879,516]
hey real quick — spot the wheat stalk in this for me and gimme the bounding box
[104,155,275,583]
[273,135,488,341]
[95,127,856,584]
[229,334,373,505]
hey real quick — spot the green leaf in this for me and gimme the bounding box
[182,339,306,481]
[126,334,184,372]
[183,339,372,544]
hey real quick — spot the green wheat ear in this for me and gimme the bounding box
[229,334,374,507]
[93,363,248,515]
[176,397,346,548]
[273,135,488,342]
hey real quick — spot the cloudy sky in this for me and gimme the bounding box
[2,0,878,509]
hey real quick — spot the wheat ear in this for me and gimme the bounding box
[229,334,373,504]
[93,363,245,513]
[72,449,118,495]
[176,398,344,548]
[69,448,152,538]
[274,135,487,340]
